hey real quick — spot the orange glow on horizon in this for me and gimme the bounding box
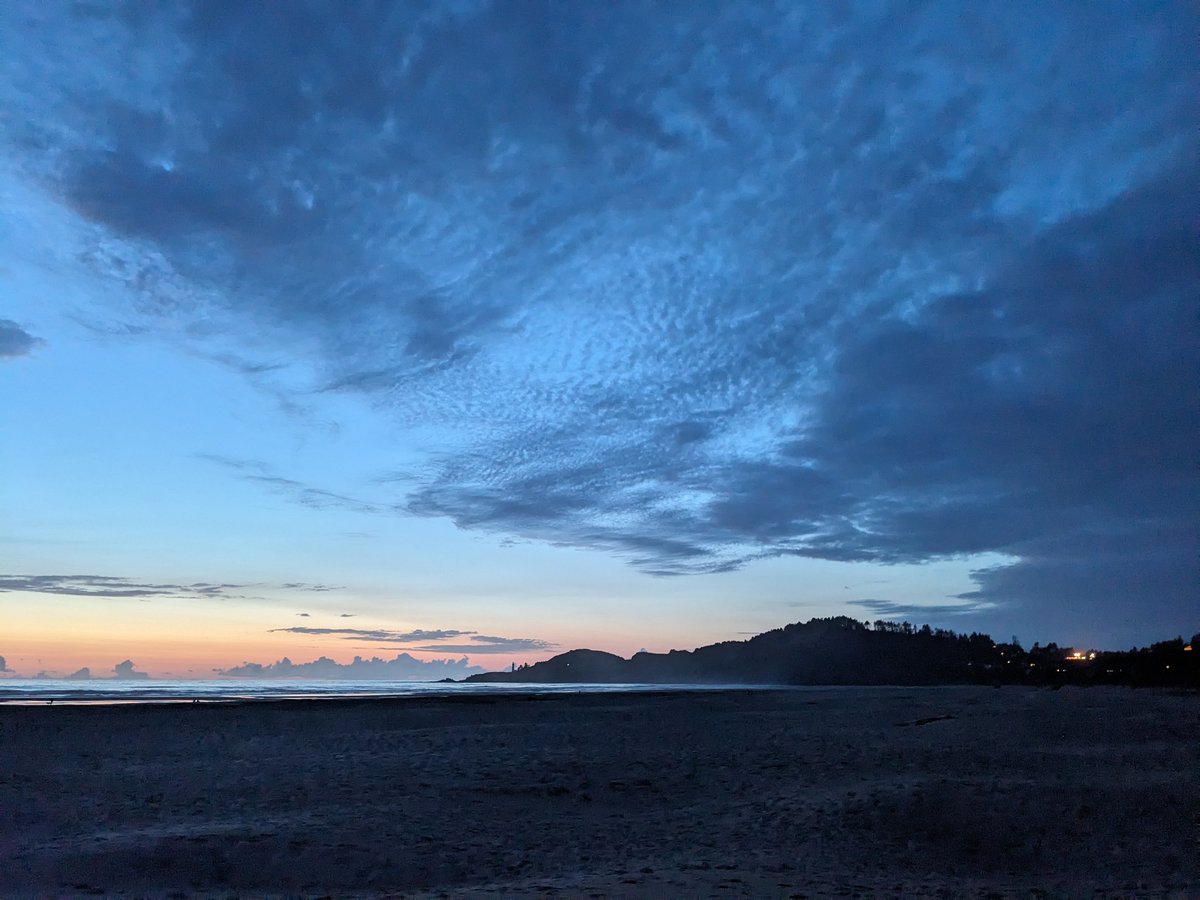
[2,588,733,678]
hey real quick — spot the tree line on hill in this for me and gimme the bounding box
[466,616,1199,687]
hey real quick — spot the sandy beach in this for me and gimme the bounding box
[1,686,1196,897]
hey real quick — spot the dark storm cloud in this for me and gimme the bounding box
[3,2,1196,642]
[957,526,1198,647]
[0,574,336,600]
[0,320,43,358]
[781,160,1200,639]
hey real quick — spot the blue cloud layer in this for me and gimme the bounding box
[2,2,1196,637]
[0,319,43,359]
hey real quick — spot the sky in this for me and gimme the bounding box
[1,1,1196,678]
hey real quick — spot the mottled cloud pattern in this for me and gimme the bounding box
[1,3,1196,638]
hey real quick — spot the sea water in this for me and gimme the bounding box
[0,678,762,705]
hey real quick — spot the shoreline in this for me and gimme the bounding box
[7,679,1191,707]
[0,682,781,707]
[3,686,1196,896]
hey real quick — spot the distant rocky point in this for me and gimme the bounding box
[466,617,1199,687]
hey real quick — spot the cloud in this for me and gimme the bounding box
[776,159,1199,643]
[413,636,557,655]
[0,574,246,599]
[113,659,148,680]
[64,667,91,680]
[197,455,380,515]
[269,626,477,643]
[219,653,483,680]
[958,527,1198,646]
[0,320,43,359]
[849,599,991,620]
[2,3,1195,644]
[266,626,553,653]
[0,656,9,673]
[0,574,338,600]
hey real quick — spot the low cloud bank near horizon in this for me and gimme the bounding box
[219,653,484,680]
[113,659,148,679]
[17,662,146,680]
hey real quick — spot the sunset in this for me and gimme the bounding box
[1,1,1196,895]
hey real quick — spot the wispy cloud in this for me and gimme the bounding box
[0,575,338,600]
[413,636,557,655]
[270,626,476,643]
[0,319,43,359]
[0,575,246,599]
[197,454,381,515]
[267,626,555,655]
[849,599,992,619]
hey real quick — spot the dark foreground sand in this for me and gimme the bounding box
[1,686,1196,898]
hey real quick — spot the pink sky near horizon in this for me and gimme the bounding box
[0,586,746,678]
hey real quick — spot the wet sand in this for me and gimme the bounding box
[1,686,1196,897]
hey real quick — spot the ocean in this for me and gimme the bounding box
[0,678,759,705]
